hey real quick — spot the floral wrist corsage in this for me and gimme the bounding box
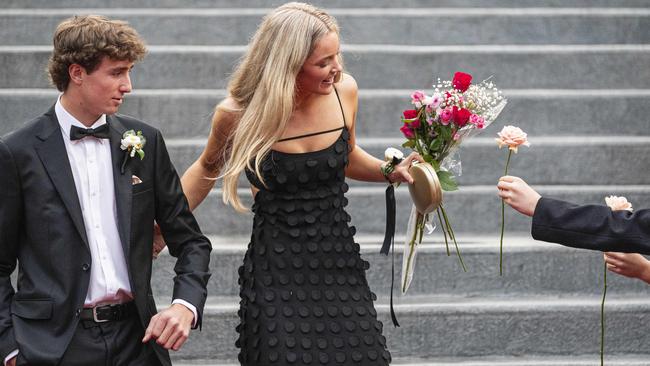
[381,147,404,184]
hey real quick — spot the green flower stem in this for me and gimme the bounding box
[403,213,423,293]
[436,208,450,256]
[499,149,513,276]
[440,204,467,272]
[601,259,607,366]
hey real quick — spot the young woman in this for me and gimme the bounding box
[176,3,420,365]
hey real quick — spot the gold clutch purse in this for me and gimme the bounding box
[408,162,443,214]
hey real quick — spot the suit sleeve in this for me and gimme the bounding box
[532,197,650,254]
[152,130,212,329]
[0,139,21,359]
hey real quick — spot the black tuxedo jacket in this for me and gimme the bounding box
[532,197,650,254]
[0,107,212,365]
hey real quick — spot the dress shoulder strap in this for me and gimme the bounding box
[277,87,347,143]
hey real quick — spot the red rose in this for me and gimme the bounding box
[400,123,415,139]
[452,106,471,127]
[452,71,472,92]
[403,109,418,120]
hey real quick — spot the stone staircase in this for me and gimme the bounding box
[2,1,650,365]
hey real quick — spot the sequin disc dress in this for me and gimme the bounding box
[236,95,392,366]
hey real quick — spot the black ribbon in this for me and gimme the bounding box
[381,184,400,327]
[381,185,396,255]
[69,124,110,141]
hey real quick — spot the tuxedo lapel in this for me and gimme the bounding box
[34,108,90,249]
[107,116,133,260]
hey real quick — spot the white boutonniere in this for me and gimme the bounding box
[120,130,146,174]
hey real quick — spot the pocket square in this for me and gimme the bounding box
[131,175,143,185]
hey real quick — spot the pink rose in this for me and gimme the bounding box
[452,71,472,92]
[400,123,415,139]
[409,118,421,129]
[495,126,530,153]
[452,106,471,127]
[469,114,485,129]
[439,108,453,125]
[605,196,633,212]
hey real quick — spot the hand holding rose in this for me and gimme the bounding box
[497,176,541,217]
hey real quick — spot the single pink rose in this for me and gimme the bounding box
[400,123,415,139]
[452,106,471,127]
[495,125,530,153]
[469,114,485,129]
[440,108,453,125]
[605,196,633,212]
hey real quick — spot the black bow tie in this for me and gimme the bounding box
[69,124,110,141]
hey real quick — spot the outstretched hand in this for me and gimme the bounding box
[497,175,541,217]
[604,252,650,284]
[386,152,424,184]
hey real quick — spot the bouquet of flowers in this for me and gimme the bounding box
[400,71,507,293]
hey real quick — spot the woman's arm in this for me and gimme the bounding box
[338,74,420,184]
[181,99,239,211]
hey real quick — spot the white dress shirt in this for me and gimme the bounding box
[3,97,196,365]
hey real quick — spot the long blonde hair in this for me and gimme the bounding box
[221,2,343,212]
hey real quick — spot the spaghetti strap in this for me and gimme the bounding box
[333,86,347,129]
[277,86,347,143]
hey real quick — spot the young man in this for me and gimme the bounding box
[0,16,211,366]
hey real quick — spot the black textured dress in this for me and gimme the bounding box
[236,91,392,365]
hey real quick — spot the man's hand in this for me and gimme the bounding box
[142,303,194,351]
[6,356,16,366]
[152,222,166,259]
[604,252,650,284]
[497,175,542,217]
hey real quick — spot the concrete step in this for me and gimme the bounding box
[189,185,650,236]
[162,136,650,187]
[3,45,650,89]
[152,236,650,300]
[3,9,650,46]
[160,295,650,361]
[2,89,649,139]
[4,0,650,8]
[170,357,650,366]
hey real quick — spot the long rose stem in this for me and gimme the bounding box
[436,208,450,256]
[601,259,607,366]
[499,149,513,276]
[440,204,467,272]
[403,213,423,292]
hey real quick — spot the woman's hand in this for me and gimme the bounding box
[604,252,650,284]
[497,175,541,217]
[386,152,424,184]
[153,222,166,259]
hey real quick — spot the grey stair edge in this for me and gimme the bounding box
[4,88,650,97]
[171,356,650,366]
[159,295,650,313]
[205,185,650,196]
[160,234,564,252]
[5,44,650,53]
[163,135,650,147]
[4,7,650,16]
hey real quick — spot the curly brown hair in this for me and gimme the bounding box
[48,15,147,91]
